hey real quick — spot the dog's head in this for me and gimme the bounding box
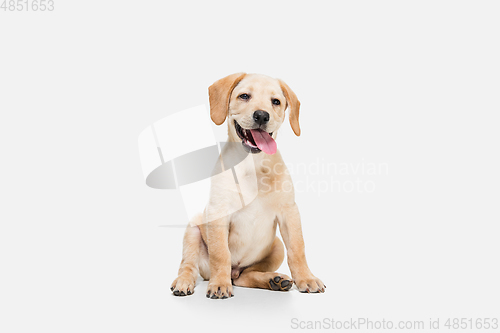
[209,73,300,155]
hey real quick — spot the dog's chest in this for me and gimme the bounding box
[227,195,277,267]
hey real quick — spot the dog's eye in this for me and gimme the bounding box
[272,99,281,106]
[239,93,250,100]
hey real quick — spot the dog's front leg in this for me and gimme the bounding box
[279,203,325,293]
[205,216,233,299]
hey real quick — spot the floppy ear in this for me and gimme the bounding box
[279,79,301,136]
[208,72,246,125]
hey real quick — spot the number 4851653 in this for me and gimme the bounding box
[1,0,55,11]
[444,318,498,330]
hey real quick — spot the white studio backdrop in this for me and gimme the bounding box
[0,1,499,333]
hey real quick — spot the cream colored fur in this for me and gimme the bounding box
[170,73,325,298]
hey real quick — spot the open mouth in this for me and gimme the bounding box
[234,120,277,155]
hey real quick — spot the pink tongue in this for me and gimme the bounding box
[250,129,277,155]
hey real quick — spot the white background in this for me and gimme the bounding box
[1,1,499,332]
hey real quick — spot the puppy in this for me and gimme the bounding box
[170,73,325,298]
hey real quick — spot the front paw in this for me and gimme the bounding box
[206,278,233,299]
[170,275,196,296]
[294,274,325,293]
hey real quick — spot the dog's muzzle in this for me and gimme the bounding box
[234,120,276,155]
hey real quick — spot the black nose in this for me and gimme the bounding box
[253,110,270,125]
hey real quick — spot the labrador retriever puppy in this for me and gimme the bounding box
[170,73,325,298]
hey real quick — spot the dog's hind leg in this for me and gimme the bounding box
[232,236,293,291]
[170,216,203,296]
